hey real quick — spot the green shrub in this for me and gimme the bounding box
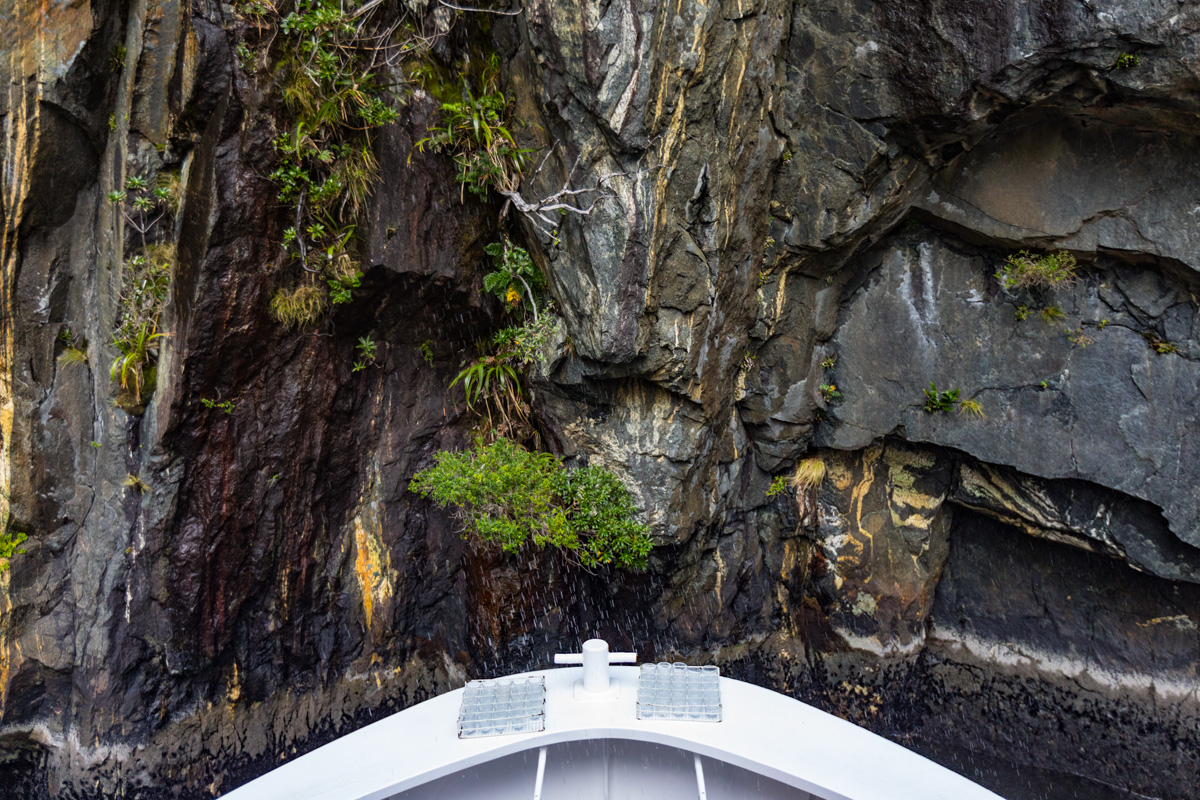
[492,316,560,367]
[411,436,652,570]
[996,250,1077,291]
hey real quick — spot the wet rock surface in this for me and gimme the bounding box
[2,0,1200,799]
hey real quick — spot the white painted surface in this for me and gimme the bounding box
[220,666,1004,800]
[391,739,810,800]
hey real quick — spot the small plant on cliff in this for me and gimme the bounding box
[109,45,127,73]
[1144,333,1178,355]
[818,383,840,402]
[0,531,27,572]
[352,336,378,372]
[200,397,236,414]
[107,176,175,406]
[270,283,328,327]
[108,176,172,252]
[414,54,535,199]
[411,436,652,570]
[1115,52,1141,69]
[122,473,150,495]
[820,355,837,370]
[1066,328,1094,348]
[451,355,527,437]
[110,242,173,411]
[995,250,1077,291]
[766,475,790,497]
[923,383,960,414]
[451,239,561,439]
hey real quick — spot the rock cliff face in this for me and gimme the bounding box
[2,0,1199,798]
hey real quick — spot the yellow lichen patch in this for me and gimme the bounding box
[352,504,394,636]
[227,662,241,704]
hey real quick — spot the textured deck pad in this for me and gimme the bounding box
[457,676,546,738]
[636,663,722,722]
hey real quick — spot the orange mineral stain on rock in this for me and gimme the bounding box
[351,499,393,636]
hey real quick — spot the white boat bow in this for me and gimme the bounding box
[222,640,1002,800]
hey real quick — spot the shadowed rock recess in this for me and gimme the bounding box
[2,0,1199,798]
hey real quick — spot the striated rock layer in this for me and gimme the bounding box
[1,0,1199,798]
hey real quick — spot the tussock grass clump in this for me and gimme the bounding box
[1040,305,1066,323]
[123,473,149,494]
[959,398,986,418]
[270,283,328,327]
[996,250,1077,291]
[791,457,826,490]
[58,347,89,367]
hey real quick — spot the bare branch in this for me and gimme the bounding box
[438,0,523,15]
[497,162,646,238]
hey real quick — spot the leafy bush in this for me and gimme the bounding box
[995,251,1077,291]
[411,436,652,570]
[200,397,235,414]
[923,382,960,414]
[492,315,560,367]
